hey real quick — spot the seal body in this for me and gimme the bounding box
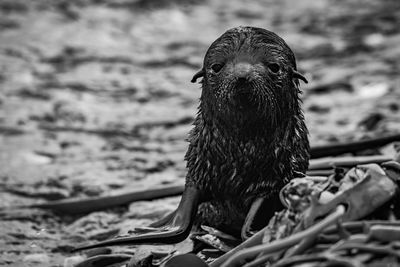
[185,26,309,231]
[72,26,310,252]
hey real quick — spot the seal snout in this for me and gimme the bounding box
[229,61,258,109]
[232,77,255,110]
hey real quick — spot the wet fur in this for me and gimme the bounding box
[185,27,310,231]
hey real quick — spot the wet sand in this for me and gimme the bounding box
[0,0,399,265]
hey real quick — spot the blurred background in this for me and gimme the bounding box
[0,0,399,265]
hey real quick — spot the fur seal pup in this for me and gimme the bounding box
[73,26,309,251]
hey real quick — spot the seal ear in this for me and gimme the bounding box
[292,69,308,84]
[191,69,205,83]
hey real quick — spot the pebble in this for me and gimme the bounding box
[23,253,50,263]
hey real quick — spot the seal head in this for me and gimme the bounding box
[192,26,307,135]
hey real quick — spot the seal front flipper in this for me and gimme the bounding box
[71,187,200,252]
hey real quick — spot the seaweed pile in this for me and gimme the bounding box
[204,156,400,267]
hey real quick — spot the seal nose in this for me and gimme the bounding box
[233,62,253,80]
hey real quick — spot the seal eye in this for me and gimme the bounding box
[267,63,280,74]
[211,63,224,73]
